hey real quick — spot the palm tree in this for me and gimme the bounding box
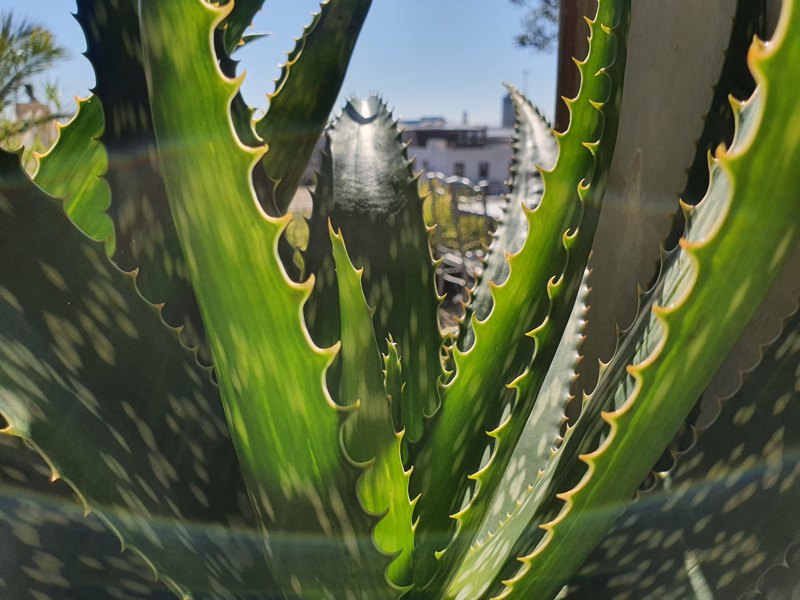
[0,10,66,144]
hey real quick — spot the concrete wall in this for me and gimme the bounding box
[555,0,798,404]
[566,0,739,390]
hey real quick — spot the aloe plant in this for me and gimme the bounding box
[0,0,798,598]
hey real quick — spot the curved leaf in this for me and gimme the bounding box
[498,3,800,596]
[214,1,265,149]
[0,432,172,599]
[565,307,800,599]
[0,150,272,599]
[139,2,396,597]
[305,96,443,444]
[463,86,557,342]
[384,339,405,434]
[254,0,373,216]
[742,540,800,599]
[33,95,114,249]
[409,0,632,589]
[220,0,266,57]
[451,269,590,599]
[488,268,588,523]
[332,228,416,588]
[74,0,211,364]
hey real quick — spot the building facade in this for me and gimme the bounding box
[400,116,513,195]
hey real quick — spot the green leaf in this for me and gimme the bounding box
[496,3,800,596]
[214,1,265,149]
[742,541,800,599]
[302,138,341,347]
[384,339,405,434]
[453,234,682,599]
[410,0,632,588]
[331,228,416,588]
[305,96,443,444]
[219,0,265,57]
[74,0,211,364]
[0,149,273,599]
[139,2,396,597]
[0,432,171,598]
[32,95,114,250]
[453,268,589,598]
[565,307,800,598]
[253,0,373,216]
[463,86,557,344]
[472,271,589,556]
[438,273,589,598]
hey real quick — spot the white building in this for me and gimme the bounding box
[401,115,514,195]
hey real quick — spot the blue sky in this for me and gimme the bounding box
[8,0,557,126]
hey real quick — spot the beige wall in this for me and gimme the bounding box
[558,0,739,390]
[554,0,797,402]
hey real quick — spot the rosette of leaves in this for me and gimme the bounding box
[0,0,798,599]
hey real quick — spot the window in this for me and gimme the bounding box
[456,129,486,147]
[454,162,464,177]
[479,162,489,179]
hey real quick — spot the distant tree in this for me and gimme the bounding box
[0,11,66,144]
[511,0,559,51]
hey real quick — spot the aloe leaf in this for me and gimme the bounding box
[305,96,443,444]
[463,86,558,344]
[253,0,373,216]
[219,0,265,57]
[496,4,800,596]
[742,540,800,600]
[410,0,631,587]
[303,138,340,346]
[0,432,171,598]
[215,31,262,151]
[465,269,589,571]
[566,306,800,598]
[32,95,114,250]
[227,85,262,150]
[579,0,739,388]
[682,0,764,206]
[455,210,694,599]
[74,0,211,364]
[214,1,266,150]
[461,165,787,600]
[384,339,405,432]
[139,2,395,597]
[0,150,273,598]
[687,0,800,448]
[331,228,416,588]
[442,271,589,600]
